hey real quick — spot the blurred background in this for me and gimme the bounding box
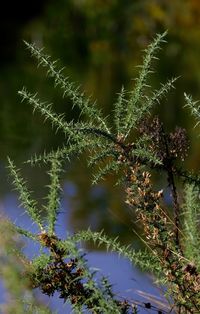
[0,0,200,311]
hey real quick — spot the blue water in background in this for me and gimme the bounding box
[0,183,169,313]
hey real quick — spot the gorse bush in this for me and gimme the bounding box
[3,31,200,313]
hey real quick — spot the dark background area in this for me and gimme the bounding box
[0,1,47,64]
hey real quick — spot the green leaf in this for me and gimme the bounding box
[7,157,44,231]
